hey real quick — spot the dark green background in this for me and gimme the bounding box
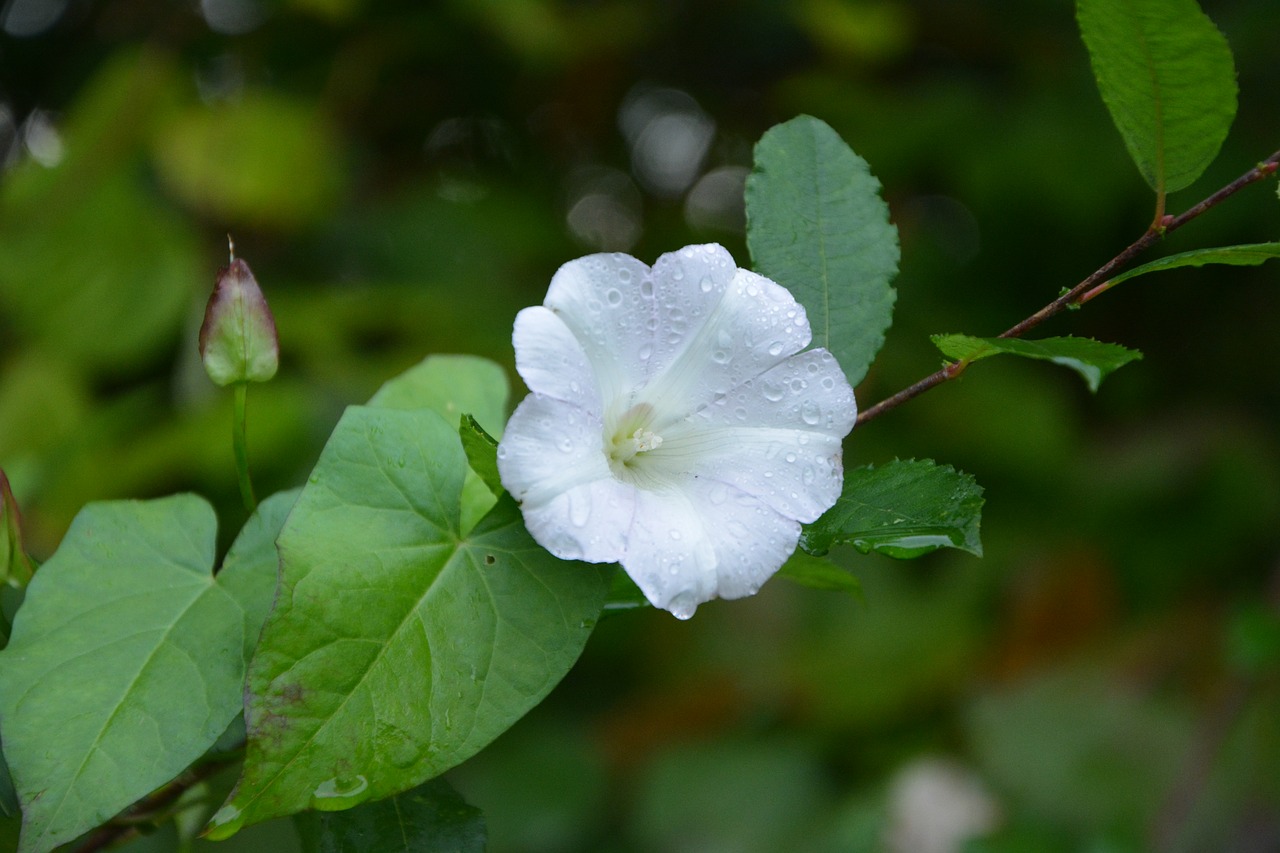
[1,0,1277,850]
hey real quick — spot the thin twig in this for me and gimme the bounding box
[856,150,1280,426]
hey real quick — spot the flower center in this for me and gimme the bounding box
[607,403,665,475]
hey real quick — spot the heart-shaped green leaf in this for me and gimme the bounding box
[211,406,608,835]
[0,491,293,853]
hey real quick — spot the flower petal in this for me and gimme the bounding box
[638,250,813,428]
[497,394,610,510]
[648,348,855,522]
[622,479,800,619]
[543,252,656,409]
[512,306,602,414]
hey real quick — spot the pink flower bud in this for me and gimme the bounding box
[198,256,279,386]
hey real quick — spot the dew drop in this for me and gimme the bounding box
[712,349,731,364]
[802,466,816,485]
[639,344,653,360]
[605,288,623,306]
[785,452,797,463]
[762,381,785,402]
[800,400,821,426]
[821,376,835,389]
[669,529,682,540]
[667,332,683,345]
[699,276,714,293]
[767,341,784,356]
[568,491,591,527]
[640,279,655,297]
[618,268,633,283]
[667,592,697,620]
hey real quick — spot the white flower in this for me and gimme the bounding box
[497,244,856,619]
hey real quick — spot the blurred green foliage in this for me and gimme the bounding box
[0,0,1277,850]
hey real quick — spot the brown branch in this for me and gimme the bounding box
[856,150,1280,427]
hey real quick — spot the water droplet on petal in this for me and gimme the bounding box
[640,279,655,298]
[761,381,785,402]
[700,276,714,293]
[558,436,574,452]
[667,592,697,620]
[767,341,784,356]
[800,400,821,425]
[606,288,623,306]
[639,344,653,360]
[712,349,731,364]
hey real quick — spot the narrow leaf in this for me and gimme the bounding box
[801,460,984,559]
[932,334,1142,393]
[1104,242,1280,288]
[746,115,899,386]
[1077,0,1237,194]
[459,414,503,498]
[0,492,293,853]
[211,406,609,835]
[295,778,485,853]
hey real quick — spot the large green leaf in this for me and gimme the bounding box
[294,778,485,853]
[0,491,294,853]
[1077,0,1237,194]
[1104,243,1280,288]
[932,334,1142,393]
[368,354,510,533]
[210,406,609,835]
[800,459,984,558]
[745,115,899,386]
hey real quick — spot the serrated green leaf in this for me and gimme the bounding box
[0,491,293,853]
[1104,242,1280,288]
[211,406,609,835]
[775,551,862,598]
[800,460,983,559]
[1077,0,1237,194]
[932,334,1142,393]
[746,115,899,386]
[294,777,485,853]
[459,414,503,498]
[369,354,510,534]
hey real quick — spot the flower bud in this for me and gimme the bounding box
[1,469,35,587]
[199,256,279,386]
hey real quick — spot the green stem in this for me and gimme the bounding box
[233,383,257,513]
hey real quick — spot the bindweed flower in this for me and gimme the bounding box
[199,255,279,387]
[497,244,856,619]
